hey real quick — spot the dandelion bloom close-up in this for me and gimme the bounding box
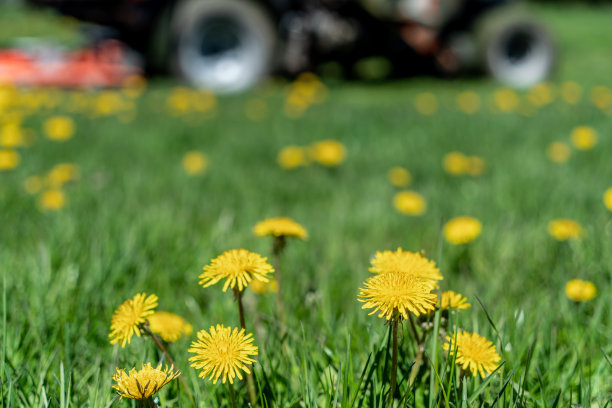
[444,216,483,245]
[358,272,437,320]
[109,293,158,347]
[570,126,597,150]
[548,219,583,241]
[199,249,274,292]
[439,290,471,310]
[253,217,308,239]
[369,248,442,286]
[444,331,501,378]
[148,311,193,342]
[310,139,346,166]
[393,190,426,215]
[112,363,180,399]
[188,325,258,384]
[565,279,597,302]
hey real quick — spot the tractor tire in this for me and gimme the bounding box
[170,0,277,93]
[474,8,556,88]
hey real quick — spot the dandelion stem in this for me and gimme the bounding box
[389,317,399,406]
[272,236,287,330]
[141,324,194,403]
[228,381,238,408]
[136,397,157,408]
[234,289,258,407]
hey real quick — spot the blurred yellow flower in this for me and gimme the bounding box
[589,85,612,110]
[0,123,26,147]
[95,91,125,116]
[0,149,19,170]
[560,81,582,105]
[188,325,258,384]
[249,278,278,294]
[570,126,597,150]
[564,279,597,302]
[467,156,485,176]
[547,141,571,163]
[444,216,482,245]
[443,332,501,378]
[182,151,208,175]
[456,91,480,114]
[109,293,158,348]
[443,152,469,176]
[393,190,426,215]
[121,74,147,99]
[527,82,555,107]
[43,116,75,141]
[199,249,274,292]
[24,176,43,195]
[310,140,346,167]
[439,290,471,310]
[193,90,217,113]
[253,217,308,239]
[415,92,438,115]
[167,87,192,115]
[112,363,180,400]
[47,163,79,188]
[277,145,308,169]
[548,219,583,241]
[604,187,612,212]
[38,189,66,211]
[148,311,193,342]
[387,166,411,187]
[245,98,268,121]
[493,87,519,112]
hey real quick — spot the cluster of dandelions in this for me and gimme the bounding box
[277,139,346,169]
[358,248,501,403]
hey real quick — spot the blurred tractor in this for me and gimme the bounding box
[29,0,556,92]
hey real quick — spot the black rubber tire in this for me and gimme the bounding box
[170,0,277,93]
[474,8,556,87]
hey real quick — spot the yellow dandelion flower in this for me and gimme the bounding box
[439,290,470,310]
[188,325,258,384]
[249,278,278,294]
[603,187,612,212]
[148,311,193,342]
[548,219,583,241]
[46,163,79,188]
[590,85,612,110]
[0,123,26,148]
[109,293,158,348]
[444,331,501,378]
[466,156,485,176]
[38,189,66,211]
[456,91,480,114]
[167,87,192,115]
[24,176,43,195]
[43,116,75,141]
[415,92,438,115]
[493,87,519,112]
[182,151,208,175]
[547,141,571,163]
[310,140,346,167]
[527,82,555,107]
[277,145,308,169]
[443,152,469,176]
[564,279,597,302]
[387,166,411,188]
[358,272,437,320]
[560,81,582,105]
[253,217,308,239]
[369,248,443,285]
[444,217,482,245]
[393,190,426,216]
[95,91,125,116]
[121,75,147,99]
[112,363,180,400]
[199,249,274,292]
[0,149,19,170]
[570,126,597,150]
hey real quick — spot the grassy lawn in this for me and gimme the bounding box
[1,3,611,407]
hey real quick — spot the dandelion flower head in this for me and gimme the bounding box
[444,331,501,378]
[443,152,469,176]
[277,145,309,169]
[387,166,412,187]
[310,140,346,167]
[547,141,571,163]
[188,325,258,384]
[44,116,75,141]
[444,216,482,245]
[565,279,597,302]
[439,290,471,310]
[182,151,208,175]
[253,217,308,239]
[369,248,442,286]
[112,363,180,399]
[456,91,480,114]
[359,272,437,320]
[415,92,438,115]
[38,189,66,211]
[393,190,426,215]
[148,311,193,342]
[548,219,583,241]
[570,126,597,150]
[199,249,274,292]
[47,163,79,188]
[0,149,20,170]
[109,293,158,347]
